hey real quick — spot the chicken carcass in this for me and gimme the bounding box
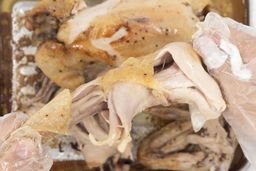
[35,0,204,89]
[0,113,53,171]
[138,119,237,171]
[70,42,225,166]
[193,12,256,170]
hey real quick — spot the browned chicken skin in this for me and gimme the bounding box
[34,0,203,89]
[36,41,110,89]
[27,0,243,91]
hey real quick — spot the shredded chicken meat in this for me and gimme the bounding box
[70,42,226,167]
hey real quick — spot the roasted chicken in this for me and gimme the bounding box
[5,1,250,170]
[35,0,205,89]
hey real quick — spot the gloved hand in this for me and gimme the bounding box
[193,12,256,170]
[0,113,52,171]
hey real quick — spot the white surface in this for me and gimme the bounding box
[249,0,256,27]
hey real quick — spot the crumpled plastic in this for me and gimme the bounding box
[193,12,256,170]
[0,113,53,171]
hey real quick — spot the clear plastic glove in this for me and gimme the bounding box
[0,113,53,171]
[193,12,256,170]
